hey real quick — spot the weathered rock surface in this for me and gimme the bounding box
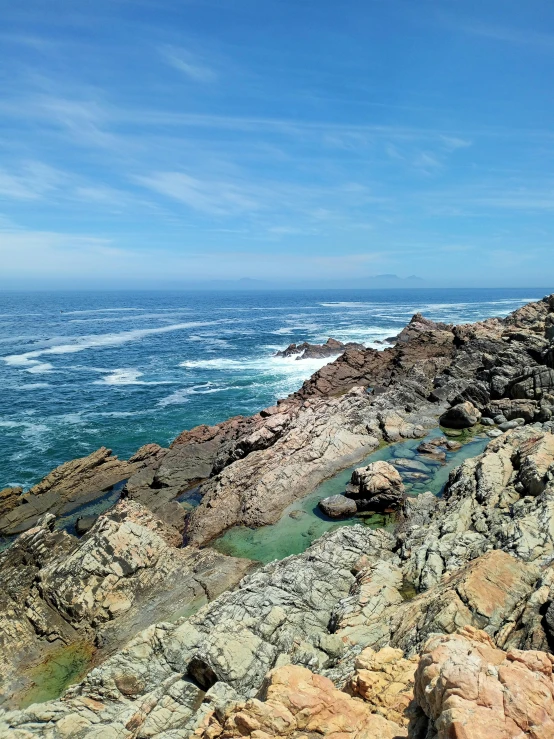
[0,500,252,707]
[275,337,364,359]
[346,460,405,511]
[195,663,408,738]
[0,445,163,537]
[0,527,396,735]
[416,626,554,738]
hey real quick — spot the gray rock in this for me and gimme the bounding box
[75,514,97,536]
[318,495,357,518]
[440,401,481,429]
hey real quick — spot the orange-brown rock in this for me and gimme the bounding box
[415,626,554,739]
[350,645,419,726]
[196,664,407,738]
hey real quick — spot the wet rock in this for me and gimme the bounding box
[439,401,482,429]
[416,441,447,462]
[391,458,431,474]
[318,494,357,518]
[74,515,97,536]
[275,337,364,359]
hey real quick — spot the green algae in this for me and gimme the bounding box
[211,429,490,565]
[20,642,95,708]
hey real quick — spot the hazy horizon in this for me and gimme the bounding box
[1,1,554,288]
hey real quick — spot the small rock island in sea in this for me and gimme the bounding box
[3,295,554,736]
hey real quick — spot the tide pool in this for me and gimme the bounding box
[211,429,490,564]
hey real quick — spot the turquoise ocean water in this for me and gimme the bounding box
[0,288,549,489]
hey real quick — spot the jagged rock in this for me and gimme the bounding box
[0,500,252,707]
[196,663,407,738]
[488,398,538,422]
[275,337,364,359]
[510,366,554,400]
[0,527,396,734]
[415,626,554,738]
[347,460,405,511]
[318,494,357,518]
[439,401,481,429]
[0,446,161,536]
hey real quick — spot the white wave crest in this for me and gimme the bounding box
[94,369,173,386]
[2,320,226,371]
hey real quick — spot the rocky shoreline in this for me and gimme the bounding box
[2,294,554,737]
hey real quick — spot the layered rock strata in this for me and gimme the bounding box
[0,500,252,707]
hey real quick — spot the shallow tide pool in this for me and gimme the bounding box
[211,429,490,564]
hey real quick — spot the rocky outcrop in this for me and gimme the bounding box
[275,337,364,359]
[0,500,252,707]
[416,626,554,738]
[0,445,163,537]
[0,527,396,734]
[195,663,408,738]
[3,294,554,736]
[398,427,554,591]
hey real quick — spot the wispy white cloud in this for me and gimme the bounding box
[133,171,261,215]
[160,45,217,82]
[455,21,554,51]
[0,161,66,200]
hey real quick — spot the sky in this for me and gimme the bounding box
[1,0,554,288]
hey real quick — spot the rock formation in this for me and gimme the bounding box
[2,294,554,737]
[275,337,364,359]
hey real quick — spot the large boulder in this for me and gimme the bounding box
[439,401,481,429]
[347,460,405,511]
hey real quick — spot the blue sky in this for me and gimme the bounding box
[1,0,554,287]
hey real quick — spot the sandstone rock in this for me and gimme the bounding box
[318,494,357,518]
[439,401,481,429]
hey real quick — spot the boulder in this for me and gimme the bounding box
[318,494,357,518]
[347,461,405,511]
[439,401,481,429]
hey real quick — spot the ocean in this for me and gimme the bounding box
[0,287,550,489]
